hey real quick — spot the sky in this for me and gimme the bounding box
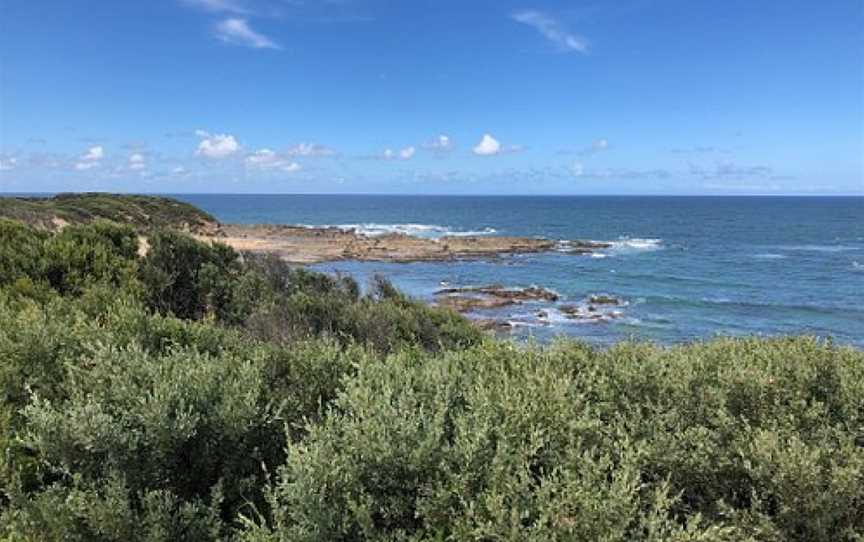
[0,0,862,195]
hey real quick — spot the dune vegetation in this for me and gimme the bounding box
[0,193,219,233]
[0,217,862,541]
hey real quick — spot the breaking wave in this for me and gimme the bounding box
[608,237,663,251]
[328,223,497,239]
[777,244,860,253]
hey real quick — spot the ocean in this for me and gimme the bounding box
[176,194,864,347]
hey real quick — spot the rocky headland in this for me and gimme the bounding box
[208,223,611,264]
[0,194,614,264]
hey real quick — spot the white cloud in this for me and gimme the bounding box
[0,157,17,171]
[129,153,146,170]
[81,146,104,161]
[74,146,104,171]
[245,148,302,172]
[689,161,774,180]
[563,138,610,157]
[245,148,278,166]
[196,132,240,158]
[572,161,584,177]
[381,146,415,160]
[286,142,336,157]
[472,133,501,156]
[511,10,589,54]
[423,134,453,153]
[214,18,280,49]
[173,166,188,175]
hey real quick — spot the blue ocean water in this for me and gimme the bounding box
[177,195,864,347]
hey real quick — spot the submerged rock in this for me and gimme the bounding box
[473,319,513,333]
[588,294,622,305]
[436,284,559,302]
[435,284,560,314]
[437,294,514,312]
[558,303,624,322]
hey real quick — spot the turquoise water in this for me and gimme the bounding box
[177,195,864,347]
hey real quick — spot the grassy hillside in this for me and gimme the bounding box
[0,220,861,541]
[0,193,219,233]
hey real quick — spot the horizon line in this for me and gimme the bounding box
[1,191,863,198]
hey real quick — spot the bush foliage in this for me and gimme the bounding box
[0,220,861,541]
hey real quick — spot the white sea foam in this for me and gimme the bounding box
[325,223,496,239]
[853,261,864,272]
[609,237,663,251]
[506,319,545,328]
[778,244,859,253]
[588,237,663,256]
[753,253,786,259]
[534,308,575,325]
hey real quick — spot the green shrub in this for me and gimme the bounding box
[139,231,242,321]
[7,342,278,539]
[245,338,864,542]
[0,219,48,286]
[0,219,139,296]
[41,221,139,295]
[240,261,482,353]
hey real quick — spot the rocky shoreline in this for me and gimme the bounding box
[433,283,628,333]
[203,223,611,264]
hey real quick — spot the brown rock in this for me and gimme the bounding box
[588,294,621,305]
[201,224,607,264]
[473,319,513,333]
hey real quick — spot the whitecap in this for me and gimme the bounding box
[534,308,576,325]
[853,261,864,272]
[753,253,786,259]
[610,237,663,250]
[594,237,663,256]
[506,319,545,328]
[328,223,496,239]
[777,244,859,253]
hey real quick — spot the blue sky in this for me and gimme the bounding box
[0,0,862,194]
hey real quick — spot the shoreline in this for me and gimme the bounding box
[202,223,612,264]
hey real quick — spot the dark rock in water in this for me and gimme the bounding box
[437,294,514,312]
[435,284,559,314]
[558,305,582,316]
[436,284,559,302]
[556,240,613,253]
[588,294,622,305]
[473,319,513,333]
[558,303,623,322]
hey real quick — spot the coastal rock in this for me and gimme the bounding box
[209,224,608,264]
[473,319,513,333]
[556,240,613,253]
[558,303,624,322]
[436,284,559,302]
[587,294,623,305]
[435,284,560,313]
[437,294,514,312]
